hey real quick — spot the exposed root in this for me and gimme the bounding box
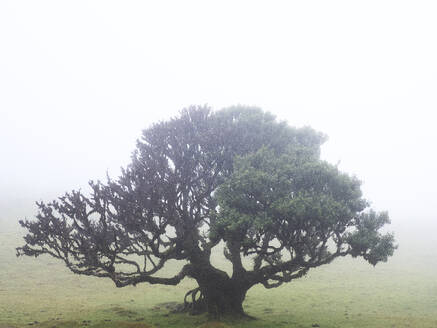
[184,287,207,315]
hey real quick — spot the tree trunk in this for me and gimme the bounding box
[193,281,246,318]
[195,272,249,318]
[187,253,251,318]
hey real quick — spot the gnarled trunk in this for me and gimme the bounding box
[190,269,250,318]
[184,246,254,318]
[200,280,247,318]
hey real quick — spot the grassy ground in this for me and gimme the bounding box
[1,222,437,328]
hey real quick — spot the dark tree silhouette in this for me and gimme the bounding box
[17,106,396,318]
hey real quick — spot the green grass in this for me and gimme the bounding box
[1,222,437,328]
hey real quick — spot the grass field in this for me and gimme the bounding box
[1,218,437,328]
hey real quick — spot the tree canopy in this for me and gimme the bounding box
[17,106,396,318]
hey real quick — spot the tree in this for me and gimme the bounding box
[17,106,396,319]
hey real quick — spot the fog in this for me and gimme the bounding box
[1,0,436,244]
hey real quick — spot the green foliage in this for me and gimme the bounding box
[214,144,396,268]
[347,211,397,265]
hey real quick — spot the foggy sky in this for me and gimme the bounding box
[1,1,436,232]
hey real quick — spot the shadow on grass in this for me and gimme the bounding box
[17,305,266,328]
